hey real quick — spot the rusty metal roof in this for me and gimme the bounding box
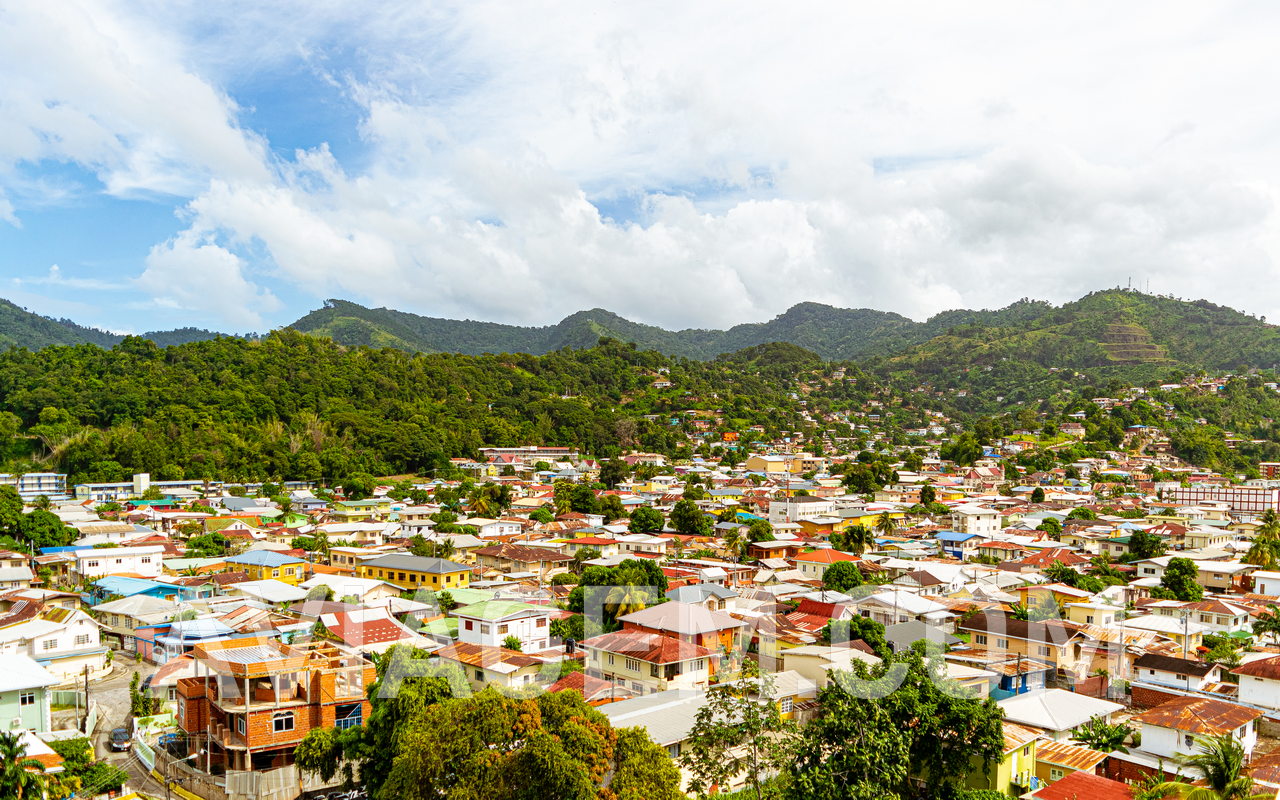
[1034,738,1107,771]
[1131,695,1262,735]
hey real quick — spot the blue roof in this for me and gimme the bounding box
[93,576,187,596]
[225,550,305,567]
[935,530,980,542]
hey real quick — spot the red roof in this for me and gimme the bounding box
[581,631,714,664]
[324,611,413,646]
[1031,771,1132,800]
[791,550,861,564]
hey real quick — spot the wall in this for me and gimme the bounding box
[1238,674,1280,711]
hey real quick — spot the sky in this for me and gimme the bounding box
[3,1,1280,334]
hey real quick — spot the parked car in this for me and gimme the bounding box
[110,728,132,751]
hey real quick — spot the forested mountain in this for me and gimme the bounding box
[0,333,866,484]
[880,290,1280,378]
[0,298,229,350]
[257,290,1280,368]
[4,289,1277,371]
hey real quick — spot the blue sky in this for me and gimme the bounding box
[3,1,1280,334]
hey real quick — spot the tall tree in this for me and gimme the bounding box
[671,499,711,536]
[0,730,48,800]
[822,561,863,593]
[1156,733,1270,800]
[681,680,800,800]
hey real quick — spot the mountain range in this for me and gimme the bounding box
[2,290,1278,372]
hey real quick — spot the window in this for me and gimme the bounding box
[536,618,547,627]
[1037,646,1051,657]
[19,692,35,707]
[1022,746,1030,756]
[974,634,988,645]
[780,697,793,714]
[996,638,1008,649]
[141,556,152,564]
[475,669,484,681]
[42,639,58,651]
[608,654,615,665]
[75,634,91,647]
[498,624,509,635]
[272,712,295,733]
[692,659,705,671]
[1085,615,1094,624]
[1049,768,1064,782]
[1176,673,1187,681]
[86,560,99,569]
[237,716,246,734]
[625,658,641,672]
[464,620,473,631]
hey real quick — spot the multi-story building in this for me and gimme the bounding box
[0,600,109,684]
[0,473,68,500]
[0,654,57,732]
[224,551,308,586]
[74,544,166,580]
[581,630,713,695]
[454,601,554,652]
[951,504,1001,537]
[357,554,471,591]
[1169,485,1280,513]
[176,638,374,772]
[0,549,33,591]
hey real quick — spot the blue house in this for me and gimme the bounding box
[934,530,983,560]
[91,576,210,604]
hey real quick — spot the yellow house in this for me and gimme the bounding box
[223,550,308,585]
[357,553,471,591]
[1063,602,1119,627]
[966,722,1040,796]
[1033,738,1106,787]
[331,498,391,523]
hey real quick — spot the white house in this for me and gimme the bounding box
[768,496,835,525]
[1132,653,1222,692]
[74,545,166,580]
[1233,655,1280,711]
[1132,696,1261,760]
[1252,570,1280,598]
[453,600,554,652]
[951,504,1001,537]
[0,604,109,684]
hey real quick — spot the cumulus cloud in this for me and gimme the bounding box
[4,0,1280,329]
[137,230,280,328]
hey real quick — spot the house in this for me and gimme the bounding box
[1156,598,1253,635]
[317,608,434,655]
[1029,771,1135,800]
[474,544,574,581]
[582,630,714,695]
[298,574,401,607]
[1032,737,1107,788]
[453,601,554,652]
[1133,653,1222,692]
[853,589,953,628]
[222,580,308,606]
[781,645,882,689]
[1252,570,1280,597]
[996,689,1124,742]
[175,638,375,772]
[1232,655,1280,711]
[0,550,34,591]
[965,721,1040,796]
[89,594,182,652]
[0,654,57,733]
[790,549,862,582]
[546,669,637,706]
[598,690,707,791]
[951,504,1001,537]
[616,602,747,656]
[224,551,308,586]
[74,544,166,580]
[664,584,738,612]
[767,495,835,525]
[0,601,109,684]
[935,531,985,560]
[357,554,471,591]
[434,642,547,692]
[1121,614,1206,655]
[1131,696,1262,760]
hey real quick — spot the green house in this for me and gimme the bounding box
[0,654,57,733]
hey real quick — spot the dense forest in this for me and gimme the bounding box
[0,332,854,484]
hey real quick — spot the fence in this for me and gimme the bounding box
[152,743,349,800]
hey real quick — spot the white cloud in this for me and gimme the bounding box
[137,230,280,328]
[4,0,1280,329]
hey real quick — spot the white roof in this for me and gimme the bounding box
[997,688,1123,732]
[227,580,308,604]
[1122,614,1210,636]
[0,654,58,692]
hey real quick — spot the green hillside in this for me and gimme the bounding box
[0,298,229,350]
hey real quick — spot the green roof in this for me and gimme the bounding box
[451,600,547,621]
[417,617,459,639]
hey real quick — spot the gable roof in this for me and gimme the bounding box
[582,630,714,664]
[363,554,470,574]
[1031,771,1133,800]
[1131,696,1263,735]
[618,601,747,635]
[997,688,1124,732]
[1134,653,1217,677]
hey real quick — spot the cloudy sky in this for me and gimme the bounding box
[3,1,1280,334]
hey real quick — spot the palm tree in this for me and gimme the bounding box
[1070,715,1132,753]
[722,529,742,562]
[605,583,651,619]
[0,730,49,799]
[844,525,874,555]
[1156,733,1270,799]
[1253,604,1280,645]
[874,512,898,538]
[1243,535,1279,570]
